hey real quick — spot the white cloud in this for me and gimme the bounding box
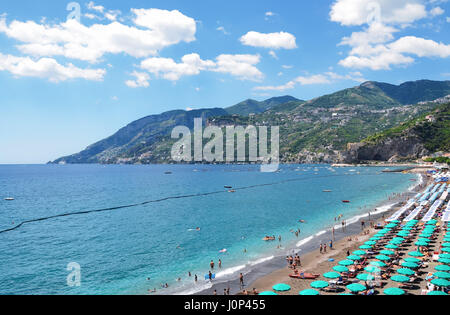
[265,12,275,17]
[216,26,230,35]
[0,8,196,63]
[330,0,427,26]
[269,50,278,59]
[125,71,150,88]
[137,53,263,83]
[240,31,297,49]
[430,7,445,16]
[331,0,450,71]
[0,53,105,82]
[87,1,104,13]
[254,72,365,92]
[111,96,119,101]
[282,65,293,69]
[446,16,450,22]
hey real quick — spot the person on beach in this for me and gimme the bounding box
[208,271,213,282]
[194,274,198,282]
[219,259,222,269]
[324,243,327,253]
[224,288,227,295]
[210,260,215,270]
[213,290,217,295]
[320,244,323,254]
[278,235,282,243]
[253,288,259,295]
[330,240,333,249]
[239,273,244,289]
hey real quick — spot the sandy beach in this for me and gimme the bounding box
[240,170,445,296]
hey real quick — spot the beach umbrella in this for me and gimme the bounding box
[409,251,424,257]
[427,291,448,296]
[438,258,450,264]
[380,250,395,256]
[442,243,450,248]
[333,265,349,273]
[365,266,381,273]
[415,240,430,247]
[397,232,410,237]
[385,244,398,249]
[384,287,405,296]
[397,268,415,276]
[376,255,391,261]
[273,283,291,292]
[311,281,329,289]
[370,261,387,267]
[419,233,432,238]
[440,254,450,259]
[404,257,421,263]
[299,289,319,296]
[339,260,354,266]
[390,220,400,223]
[431,278,450,287]
[441,247,450,253]
[357,273,375,281]
[401,262,419,268]
[391,275,410,283]
[339,293,353,295]
[433,272,450,279]
[347,255,362,261]
[359,245,372,249]
[386,223,397,228]
[417,238,430,243]
[392,237,405,242]
[323,272,341,279]
[347,283,366,293]
[365,241,377,246]
[259,291,277,295]
[353,250,366,256]
[436,265,450,272]
[389,240,403,245]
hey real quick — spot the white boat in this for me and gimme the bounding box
[4,197,14,201]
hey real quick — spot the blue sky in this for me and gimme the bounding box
[0,0,449,164]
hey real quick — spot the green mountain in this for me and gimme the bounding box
[225,95,301,116]
[52,80,450,165]
[342,101,450,163]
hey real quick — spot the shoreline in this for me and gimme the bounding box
[192,172,428,296]
[241,172,431,295]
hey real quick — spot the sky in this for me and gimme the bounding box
[0,0,449,164]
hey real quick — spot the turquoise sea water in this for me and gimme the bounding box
[0,164,416,295]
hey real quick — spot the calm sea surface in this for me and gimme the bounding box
[0,164,416,294]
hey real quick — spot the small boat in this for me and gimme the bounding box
[299,220,306,223]
[164,171,172,175]
[4,197,14,201]
[323,190,332,193]
[263,236,276,241]
[224,186,233,189]
[228,190,236,193]
[342,200,351,203]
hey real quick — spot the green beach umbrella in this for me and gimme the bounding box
[417,238,430,243]
[311,281,329,289]
[357,273,375,281]
[404,257,421,263]
[401,261,419,268]
[436,265,450,272]
[409,251,424,257]
[323,272,341,279]
[440,254,450,259]
[415,240,430,247]
[390,220,400,223]
[299,289,320,296]
[389,240,403,245]
[347,255,362,261]
[273,283,291,292]
[384,287,405,296]
[347,283,366,293]
[438,258,450,264]
[386,244,398,249]
[391,275,410,283]
[397,232,410,237]
[339,293,353,295]
[442,243,450,248]
[333,265,349,273]
[392,237,405,242]
[353,250,366,256]
[365,241,377,246]
[339,260,354,266]
[376,255,391,261]
[397,268,415,276]
[431,278,450,287]
[386,223,397,228]
[434,272,450,279]
[427,291,448,296]
[419,233,432,238]
[259,291,277,295]
[380,250,395,256]
[365,266,381,273]
[441,247,450,253]
[359,245,372,249]
[370,261,387,267]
